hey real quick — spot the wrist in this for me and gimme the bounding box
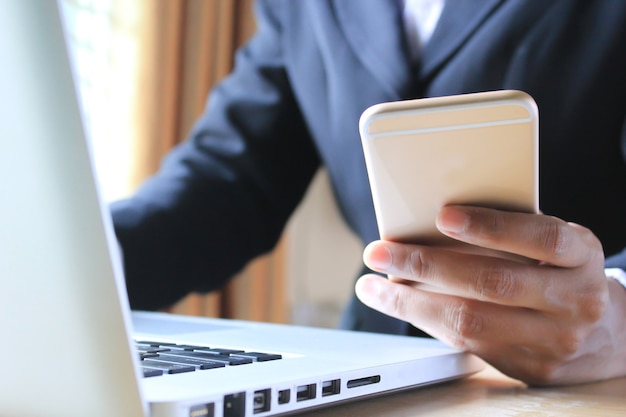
[604,277,626,380]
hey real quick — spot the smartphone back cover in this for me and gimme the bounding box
[360,90,539,246]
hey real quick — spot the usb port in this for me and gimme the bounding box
[296,383,317,402]
[189,403,214,417]
[253,389,270,414]
[321,379,341,397]
[278,389,291,404]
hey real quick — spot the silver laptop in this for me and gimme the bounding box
[0,2,484,416]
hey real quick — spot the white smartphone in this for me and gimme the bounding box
[360,90,539,249]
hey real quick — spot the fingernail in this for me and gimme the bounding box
[437,207,468,234]
[364,242,392,270]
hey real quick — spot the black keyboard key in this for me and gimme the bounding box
[196,355,253,366]
[152,354,226,370]
[165,351,253,366]
[142,368,164,378]
[136,341,178,347]
[142,360,195,374]
[137,346,171,354]
[230,352,282,362]
[193,347,245,355]
[166,344,202,351]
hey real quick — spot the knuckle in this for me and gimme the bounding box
[487,212,507,234]
[540,221,571,261]
[554,327,584,357]
[562,275,609,322]
[572,223,602,250]
[577,287,609,322]
[447,300,483,338]
[476,210,507,241]
[407,248,430,279]
[572,223,605,265]
[475,266,520,301]
[388,287,408,319]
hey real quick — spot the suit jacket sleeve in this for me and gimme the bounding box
[111,0,320,310]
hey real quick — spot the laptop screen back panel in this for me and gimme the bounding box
[0,2,145,416]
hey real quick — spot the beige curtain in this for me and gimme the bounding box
[126,0,288,323]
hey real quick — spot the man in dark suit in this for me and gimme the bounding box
[112,0,626,385]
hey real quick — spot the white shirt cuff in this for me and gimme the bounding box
[605,268,626,289]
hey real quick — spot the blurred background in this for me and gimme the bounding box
[60,0,362,328]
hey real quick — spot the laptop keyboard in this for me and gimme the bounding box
[136,341,283,378]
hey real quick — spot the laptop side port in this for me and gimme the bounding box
[296,383,317,402]
[224,392,245,417]
[321,379,341,397]
[253,389,271,414]
[278,389,291,404]
[347,375,381,389]
[189,403,214,417]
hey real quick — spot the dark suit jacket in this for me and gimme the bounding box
[112,0,626,335]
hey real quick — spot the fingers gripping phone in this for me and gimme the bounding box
[360,90,539,251]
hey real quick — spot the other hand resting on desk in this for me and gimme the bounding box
[356,205,626,385]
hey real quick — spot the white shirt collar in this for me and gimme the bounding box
[403,0,446,61]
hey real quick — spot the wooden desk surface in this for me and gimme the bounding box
[301,366,626,416]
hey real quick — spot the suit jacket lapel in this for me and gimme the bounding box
[333,0,505,97]
[334,0,412,100]
[420,0,504,80]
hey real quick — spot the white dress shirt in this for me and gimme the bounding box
[403,0,446,61]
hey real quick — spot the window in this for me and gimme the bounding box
[61,0,140,201]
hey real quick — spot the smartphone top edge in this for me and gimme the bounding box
[359,90,538,138]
